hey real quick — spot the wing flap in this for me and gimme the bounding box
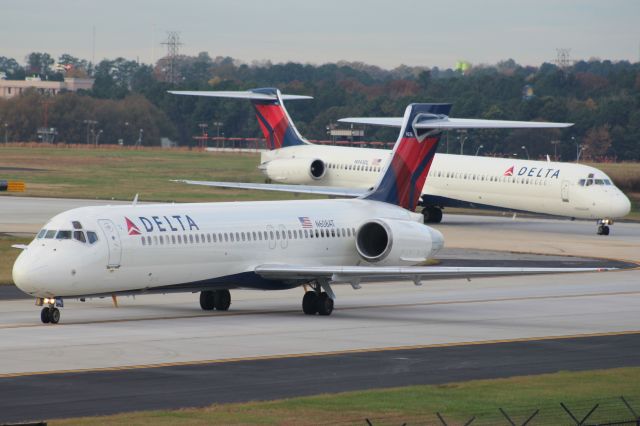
[255,264,611,282]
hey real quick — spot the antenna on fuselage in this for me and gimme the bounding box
[132,193,139,206]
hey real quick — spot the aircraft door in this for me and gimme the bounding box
[278,224,288,249]
[561,180,570,203]
[98,219,122,268]
[266,225,276,250]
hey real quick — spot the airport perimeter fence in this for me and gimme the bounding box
[356,395,639,426]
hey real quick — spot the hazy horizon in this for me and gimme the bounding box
[2,0,639,69]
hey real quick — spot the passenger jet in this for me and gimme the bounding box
[13,102,605,324]
[170,88,630,235]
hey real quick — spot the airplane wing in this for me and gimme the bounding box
[338,117,573,129]
[172,179,367,197]
[255,264,611,287]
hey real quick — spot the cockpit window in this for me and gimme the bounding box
[73,231,87,243]
[56,230,72,240]
[37,229,47,239]
[595,179,604,185]
[44,230,56,239]
[586,179,593,186]
[87,231,98,244]
[578,179,585,186]
[604,179,612,185]
[72,221,83,230]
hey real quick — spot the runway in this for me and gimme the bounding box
[1,195,639,422]
[1,332,638,423]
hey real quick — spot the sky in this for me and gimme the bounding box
[2,0,639,69]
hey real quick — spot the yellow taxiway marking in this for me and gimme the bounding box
[1,329,639,379]
[1,289,640,330]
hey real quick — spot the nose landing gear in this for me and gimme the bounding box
[37,297,63,324]
[597,219,613,236]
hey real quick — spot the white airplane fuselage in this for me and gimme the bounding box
[261,146,631,220]
[13,199,441,299]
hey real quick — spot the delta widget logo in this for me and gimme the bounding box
[125,217,141,235]
[503,166,514,176]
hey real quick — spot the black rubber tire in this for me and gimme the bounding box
[302,291,318,315]
[603,226,610,236]
[214,290,231,311]
[597,225,604,235]
[49,307,60,324]
[431,208,443,223]
[317,292,334,316]
[199,291,215,310]
[40,307,51,324]
[422,207,443,224]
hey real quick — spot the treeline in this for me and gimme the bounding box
[1,52,639,161]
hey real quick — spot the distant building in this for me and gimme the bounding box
[0,77,94,99]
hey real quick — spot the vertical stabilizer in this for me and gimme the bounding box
[364,103,452,210]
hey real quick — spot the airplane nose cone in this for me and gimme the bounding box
[429,227,444,255]
[612,191,631,218]
[12,249,47,296]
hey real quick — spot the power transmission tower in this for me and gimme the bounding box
[161,31,182,84]
[555,48,572,69]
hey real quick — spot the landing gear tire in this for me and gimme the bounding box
[40,307,51,324]
[317,292,334,316]
[597,225,610,236]
[49,308,60,324]
[302,291,319,315]
[199,291,215,311]
[422,207,443,224]
[214,290,231,311]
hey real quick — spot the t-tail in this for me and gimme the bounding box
[361,104,451,210]
[168,88,312,149]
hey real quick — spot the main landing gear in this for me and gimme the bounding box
[199,290,231,311]
[302,282,334,316]
[422,206,443,224]
[38,297,62,324]
[597,219,613,236]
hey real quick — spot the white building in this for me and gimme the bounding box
[0,77,94,99]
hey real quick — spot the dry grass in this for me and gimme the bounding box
[0,234,30,285]
[52,367,640,425]
[0,145,305,203]
[586,162,640,193]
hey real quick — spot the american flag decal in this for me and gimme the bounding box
[298,217,312,228]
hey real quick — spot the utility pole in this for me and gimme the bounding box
[551,140,561,161]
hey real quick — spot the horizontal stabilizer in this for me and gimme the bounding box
[172,180,366,197]
[339,117,573,129]
[168,90,313,101]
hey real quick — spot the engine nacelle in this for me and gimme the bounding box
[260,158,326,184]
[355,218,444,266]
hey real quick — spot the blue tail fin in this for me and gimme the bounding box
[364,103,452,210]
